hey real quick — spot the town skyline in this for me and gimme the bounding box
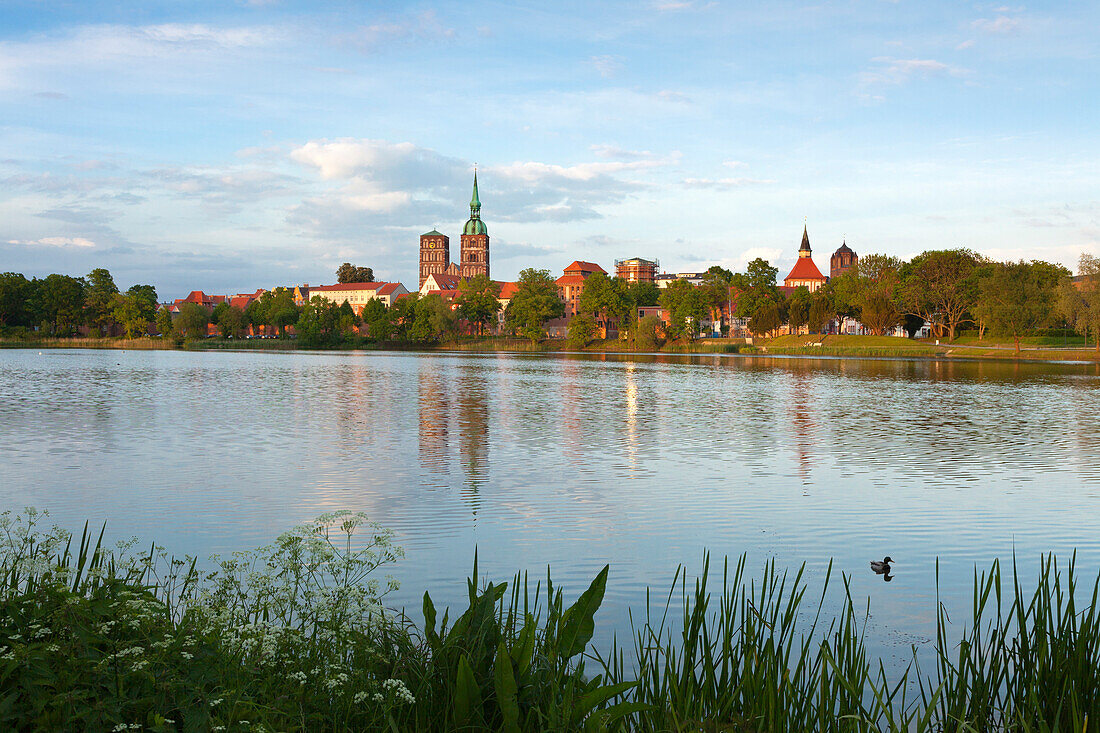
[2,1,1099,298]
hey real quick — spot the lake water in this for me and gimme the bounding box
[3,348,1100,670]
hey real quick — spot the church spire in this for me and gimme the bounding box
[799,223,811,257]
[470,169,481,217]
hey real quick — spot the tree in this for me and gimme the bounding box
[577,273,627,337]
[455,274,501,336]
[257,288,299,336]
[504,268,565,342]
[409,294,456,342]
[699,266,734,327]
[748,297,781,338]
[0,272,37,329]
[976,260,1068,354]
[84,268,119,334]
[834,254,903,335]
[624,280,659,309]
[898,249,982,341]
[787,287,812,334]
[211,302,230,330]
[175,303,210,339]
[567,313,596,348]
[1060,254,1100,351]
[112,293,152,339]
[155,306,174,337]
[361,298,390,340]
[38,274,86,336]
[336,263,374,284]
[216,306,246,339]
[807,291,832,334]
[627,314,664,351]
[659,278,706,340]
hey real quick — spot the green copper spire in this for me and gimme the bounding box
[463,169,488,236]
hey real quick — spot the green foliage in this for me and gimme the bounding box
[154,307,174,338]
[84,268,120,334]
[257,288,299,336]
[748,296,781,337]
[807,291,832,333]
[410,293,457,343]
[1060,254,1100,351]
[38,274,87,336]
[455,274,501,336]
[4,510,1100,732]
[214,305,246,339]
[623,281,659,309]
[833,254,904,335]
[296,296,360,348]
[898,249,983,340]
[977,260,1070,353]
[335,263,374,284]
[567,313,596,348]
[626,315,664,351]
[504,268,565,342]
[0,273,35,328]
[786,287,812,332]
[659,279,705,340]
[360,297,391,340]
[174,303,209,339]
[577,273,628,335]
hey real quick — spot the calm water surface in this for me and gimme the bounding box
[3,348,1100,667]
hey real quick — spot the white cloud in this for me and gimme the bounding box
[8,236,96,248]
[956,39,975,50]
[346,11,455,51]
[972,15,1023,33]
[683,177,775,189]
[589,55,623,78]
[859,57,964,88]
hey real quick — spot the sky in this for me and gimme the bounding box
[1,0,1098,299]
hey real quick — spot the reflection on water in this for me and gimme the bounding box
[2,348,1100,667]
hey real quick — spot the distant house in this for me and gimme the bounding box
[781,225,827,293]
[616,257,659,283]
[556,261,607,316]
[655,272,705,289]
[419,273,462,296]
[306,282,409,314]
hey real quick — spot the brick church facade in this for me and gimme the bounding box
[418,172,490,289]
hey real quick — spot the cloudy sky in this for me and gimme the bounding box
[1,1,1098,298]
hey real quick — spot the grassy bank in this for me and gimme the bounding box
[3,509,1098,732]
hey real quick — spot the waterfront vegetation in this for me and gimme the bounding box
[3,509,1099,732]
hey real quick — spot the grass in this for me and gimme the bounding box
[3,509,1100,731]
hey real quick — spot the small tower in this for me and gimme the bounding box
[460,171,489,280]
[783,223,827,292]
[419,229,451,289]
[830,240,858,279]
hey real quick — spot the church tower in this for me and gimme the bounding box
[460,171,489,280]
[419,229,451,289]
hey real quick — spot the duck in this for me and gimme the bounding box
[870,557,894,574]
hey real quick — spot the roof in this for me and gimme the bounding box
[497,281,518,299]
[563,261,606,275]
[426,273,461,290]
[375,282,401,296]
[800,224,811,253]
[556,274,588,287]
[229,296,252,310]
[422,229,446,237]
[833,241,854,255]
[463,218,488,236]
[785,257,826,282]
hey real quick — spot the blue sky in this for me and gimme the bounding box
[1,1,1097,298]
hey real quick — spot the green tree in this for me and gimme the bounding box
[155,306,174,337]
[787,287,812,334]
[38,274,86,336]
[216,305,247,339]
[504,268,565,342]
[258,288,299,336]
[455,274,501,336]
[361,298,390,340]
[0,272,34,328]
[976,260,1069,354]
[624,280,659,309]
[699,266,734,328]
[1060,254,1100,351]
[84,268,119,334]
[834,254,903,335]
[659,278,706,341]
[388,293,419,341]
[748,297,782,338]
[627,314,664,351]
[577,273,627,337]
[898,249,983,341]
[567,313,596,348]
[336,263,374,284]
[807,291,832,334]
[175,303,210,339]
[112,294,150,339]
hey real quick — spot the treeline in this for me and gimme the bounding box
[0,269,158,339]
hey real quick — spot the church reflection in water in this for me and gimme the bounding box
[418,360,489,516]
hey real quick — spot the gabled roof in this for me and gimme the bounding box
[422,229,446,237]
[229,296,252,310]
[556,274,588,287]
[497,281,518,299]
[785,257,826,282]
[563,261,606,275]
[425,273,462,290]
[375,282,402,296]
[309,282,384,292]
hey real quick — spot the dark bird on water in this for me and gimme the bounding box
[870,556,894,574]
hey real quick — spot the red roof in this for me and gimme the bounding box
[497,281,518,299]
[229,296,252,310]
[563,261,606,275]
[426,274,461,290]
[376,282,402,296]
[784,257,826,283]
[556,274,588,287]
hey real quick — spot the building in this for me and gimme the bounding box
[782,225,827,292]
[418,230,453,289]
[830,241,858,279]
[655,272,705,288]
[615,257,659,283]
[305,281,409,314]
[460,172,489,279]
[419,272,462,296]
[417,171,490,285]
[556,261,607,315]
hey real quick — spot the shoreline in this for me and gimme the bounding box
[3,334,1099,364]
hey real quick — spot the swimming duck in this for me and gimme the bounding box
[870,557,894,574]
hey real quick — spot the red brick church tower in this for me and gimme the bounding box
[418,230,451,289]
[460,171,489,279]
